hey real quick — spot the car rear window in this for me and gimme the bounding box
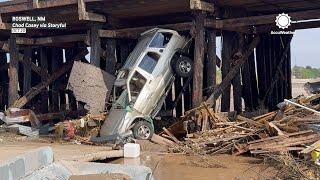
[138,52,160,74]
[149,32,173,48]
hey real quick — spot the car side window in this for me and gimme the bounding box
[129,71,147,103]
[149,32,173,48]
[138,52,160,74]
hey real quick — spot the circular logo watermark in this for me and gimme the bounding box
[275,13,292,29]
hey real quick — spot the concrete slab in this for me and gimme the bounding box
[67,61,115,115]
[0,147,53,180]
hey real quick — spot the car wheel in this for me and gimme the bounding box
[132,121,154,140]
[172,56,193,78]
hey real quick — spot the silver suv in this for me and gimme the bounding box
[100,28,192,140]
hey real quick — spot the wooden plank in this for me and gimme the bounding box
[268,122,285,136]
[192,12,205,108]
[206,36,260,106]
[190,0,214,12]
[236,115,264,128]
[8,35,19,107]
[163,127,180,143]
[151,134,176,146]
[11,50,88,109]
[301,140,320,154]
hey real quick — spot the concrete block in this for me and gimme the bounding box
[24,146,53,175]
[0,146,53,180]
[0,164,9,180]
[124,143,140,158]
[9,157,25,180]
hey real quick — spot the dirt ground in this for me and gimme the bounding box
[0,131,277,180]
[292,78,309,97]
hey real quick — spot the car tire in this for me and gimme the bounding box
[172,56,193,78]
[132,121,154,140]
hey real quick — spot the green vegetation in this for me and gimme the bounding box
[292,66,320,79]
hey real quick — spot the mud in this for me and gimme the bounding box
[109,152,276,180]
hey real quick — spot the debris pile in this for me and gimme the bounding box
[152,95,320,173]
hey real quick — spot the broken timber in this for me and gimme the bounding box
[206,36,260,107]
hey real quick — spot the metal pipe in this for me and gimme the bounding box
[284,99,320,115]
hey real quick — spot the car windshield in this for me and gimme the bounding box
[113,90,129,109]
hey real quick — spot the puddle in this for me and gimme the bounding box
[106,153,275,180]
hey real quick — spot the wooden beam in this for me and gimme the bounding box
[90,25,101,67]
[40,47,49,113]
[221,31,232,112]
[263,35,293,104]
[16,37,34,45]
[105,39,117,74]
[50,48,63,112]
[205,29,216,102]
[22,47,32,95]
[0,41,49,78]
[8,35,19,107]
[77,0,106,22]
[232,34,243,113]
[34,34,87,45]
[0,52,8,109]
[0,0,77,13]
[190,0,214,13]
[99,22,193,39]
[11,50,88,109]
[192,12,205,108]
[206,36,260,107]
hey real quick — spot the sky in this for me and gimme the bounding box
[291,28,320,68]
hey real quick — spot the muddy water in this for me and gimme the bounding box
[108,153,275,180]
